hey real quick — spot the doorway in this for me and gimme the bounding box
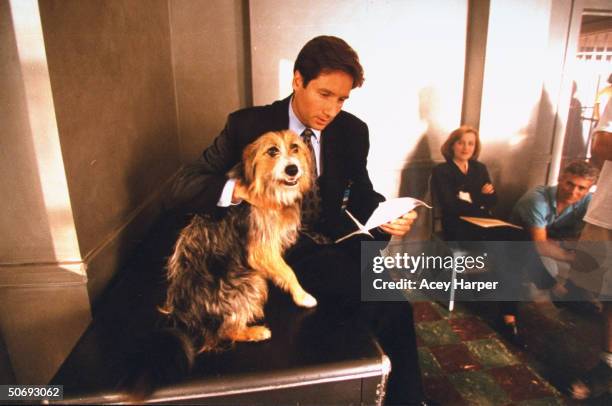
[561,12,612,166]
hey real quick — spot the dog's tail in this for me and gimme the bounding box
[119,327,195,401]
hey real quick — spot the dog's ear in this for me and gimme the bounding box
[241,139,260,185]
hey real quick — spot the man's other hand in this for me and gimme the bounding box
[379,210,418,237]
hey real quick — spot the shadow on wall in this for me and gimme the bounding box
[397,86,446,239]
[481,89,562,219]
[0,333,16,383]
[562,80,587,162]
[87,133,169,313]
[397,86,444,200]
[395,84,563,233]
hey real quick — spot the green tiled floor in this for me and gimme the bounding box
[448,370,511,406]
[416,320,462,346]
[412,299,609,405]
[465,339,519,368]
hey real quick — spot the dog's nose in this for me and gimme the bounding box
[285,164,298,176]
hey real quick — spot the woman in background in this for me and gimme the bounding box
[431,125,498,241]
[431,125,556,344]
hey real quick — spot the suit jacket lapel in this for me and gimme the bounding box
[321,126,336,178]
[319,123,344,215]
[269,96,291,131]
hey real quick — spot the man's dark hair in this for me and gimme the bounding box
[561,160,599,181]
[293,36,364,89]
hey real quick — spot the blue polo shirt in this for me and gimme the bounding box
[511,185,592,239]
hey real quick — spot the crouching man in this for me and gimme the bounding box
[511,161,599,299]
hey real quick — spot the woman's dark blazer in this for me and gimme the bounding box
[431,159,497,240]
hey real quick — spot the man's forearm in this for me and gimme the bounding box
[535,240,575,262]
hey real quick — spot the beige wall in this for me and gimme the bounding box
[170,0,249,163]
[250,0,468,207]
[39,0,180,300]
[478,0,576,217]
[0,0,55,264]
[0,0,90,384]
[0,0,81,265]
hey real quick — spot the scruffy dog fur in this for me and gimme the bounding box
[160,130,317,354]
[122,130,319,400]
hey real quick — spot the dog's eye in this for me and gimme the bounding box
[266,146,279,157]
[290,144,299,153]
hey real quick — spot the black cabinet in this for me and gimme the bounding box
[50,217,389,405]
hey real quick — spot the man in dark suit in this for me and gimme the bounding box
[173,36,427,405]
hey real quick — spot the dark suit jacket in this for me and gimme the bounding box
[172,96,388,242]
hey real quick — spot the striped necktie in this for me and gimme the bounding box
[300,129,329,244]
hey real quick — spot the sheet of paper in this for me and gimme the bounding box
[459,216,522,229]
[335,197,432,243]
[363,197,431,230]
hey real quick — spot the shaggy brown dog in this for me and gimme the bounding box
[160,130,317,353]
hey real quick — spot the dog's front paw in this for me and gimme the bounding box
[294,291,318,308]
[244,325,272,342]
[226,325,272,342]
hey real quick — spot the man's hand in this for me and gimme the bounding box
[379,210,418,237]
[481,183,495,194]
[231,180,249,204]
